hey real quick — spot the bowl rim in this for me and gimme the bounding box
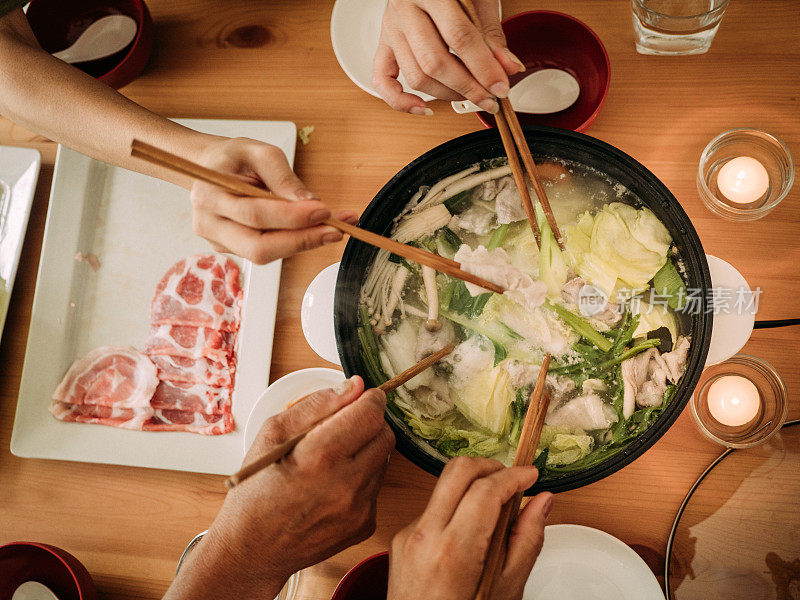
[0,541,91,599]
[96,0,151,82]
[335,125,712,494]
[476,10,611,133]
[330,551,389,600]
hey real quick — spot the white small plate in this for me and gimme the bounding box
[0,146,41,342]
[331,0,501,102]
[705,255,754,366]
[244,368,345,454]
[301,262,341,365]
[524,524,663,600]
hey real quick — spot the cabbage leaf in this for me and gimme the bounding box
[538,424,594,466]
[564,203,672,299]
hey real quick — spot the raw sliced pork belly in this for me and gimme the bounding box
[51,254,241,436]
[50,401,153,430]
[51,402,232,435]
[150,380,232,415]
[149,355,234,388]
[151,255,243,332]
[144,408,234,435]
[144,324,236,365]
[52,346,158,409]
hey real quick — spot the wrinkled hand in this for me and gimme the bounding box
[388,457,552,600]
[190,136,357,264]
[167,376,394,600]
[373,0,525,114]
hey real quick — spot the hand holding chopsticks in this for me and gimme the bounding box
[387,357,553,600]
[474,353,552,600]
[226,344,454,489]
[131,139,506,295]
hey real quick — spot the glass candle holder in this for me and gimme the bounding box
[698,128,794,221]
[691,354,788,448]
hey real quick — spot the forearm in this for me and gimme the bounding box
[0,9,216,188]
[163,523,286,600]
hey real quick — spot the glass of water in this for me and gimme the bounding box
[632,0,730,55]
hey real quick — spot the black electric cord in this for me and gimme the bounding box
[753,318,800,329]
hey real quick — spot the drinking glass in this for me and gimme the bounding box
[631,0,730,55]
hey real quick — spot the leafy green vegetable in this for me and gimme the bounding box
[535,203,568,296]
[546,444,625,473]
[444,279,491,318]
[538,425,593,466]
[487,224,509,251]
[394,393,505,459]
[553,337,660,376]
[471,292,492,317]
[609,313,640,356]
[532,448,549,470]
[508,386,530,446]
[653,259,687,310]
[444,189,474,214]
[439,227,463,253]
[544,300,613,352]
[491,339,508,366]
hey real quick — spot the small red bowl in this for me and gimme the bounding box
[26,0,154,89]
[477,10,610,132]
[0,542,97,600]
[330,552,389,600]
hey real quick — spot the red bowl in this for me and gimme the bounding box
[26,0,154,89]
[0,542,97,600]
[330,552,388,600]
[477,10,610,132]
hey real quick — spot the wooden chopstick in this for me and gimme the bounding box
[494,103,542,248]
[130,139,505,295]
[498,99,564,248]
[474,354,551,600]
[225,345,454,489]
[379,344,454,392]
[452,0,564,251]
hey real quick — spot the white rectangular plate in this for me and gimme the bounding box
[0,146,41,341]
[11,119,297,475]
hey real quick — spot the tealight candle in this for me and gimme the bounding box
[716,156,770,204]
[707,375,761,426]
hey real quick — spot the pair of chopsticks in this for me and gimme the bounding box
[454,0,564,251]
[475,354,551,600]
[130,140,505,295]
[225,344,455,489]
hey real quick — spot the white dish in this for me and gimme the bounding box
[0,145,41,342]
[705,255,754,366]
[11,119,297,475]
[244,368,345,454]
[524,524,664,600]
[301,262,341,365]
[331,0,501,102]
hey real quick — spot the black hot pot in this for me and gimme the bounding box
[334,126,712,494]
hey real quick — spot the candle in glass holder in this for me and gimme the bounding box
[707,375,761,426]
[716,156,769,204]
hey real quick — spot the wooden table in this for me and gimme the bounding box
[1,1,798,597]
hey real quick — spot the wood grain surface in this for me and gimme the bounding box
[1,1,798,598]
